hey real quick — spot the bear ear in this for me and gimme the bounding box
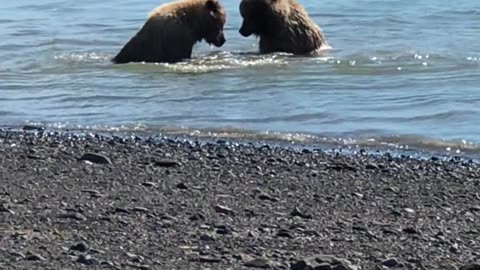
[205,0,219,11]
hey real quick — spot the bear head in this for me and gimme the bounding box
[201,0,227,47]
[239,0,282,37]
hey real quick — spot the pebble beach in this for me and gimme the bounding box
[1,129,479,270]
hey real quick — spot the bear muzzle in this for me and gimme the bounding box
[212,31,226,47]
[239,22,252,37]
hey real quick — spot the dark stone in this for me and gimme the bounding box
[25,253,46,261]
[196,256,222,263]
[291,207,313,219]
[10,251,26,259]
[470,205,480,212]
[22,125,44,131]
[70,242,89,252]
[402,227,418,234]
[132,207,149,213]
[141,182,157,187]
[77,254,98,265]
[189,213,205,221]
[81,189,103,198]
[200,233,216,242]
[244,257,271,268]
[276,229,293,238]
[258,192,277,201]
[460,264,480,270]
[0,203,15,214]
[215,225,232,235]
[176,183,188,190]
[381,258,400,268]
[153,159,180,167]
[366,163,379,170]
[79,153,112,165]
[115,207,129,214]
[214,205,235,216]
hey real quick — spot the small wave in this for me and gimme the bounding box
[324,50,480,76]
[54,52,111,64]
[17,121,480,160]
[113,51,291,73]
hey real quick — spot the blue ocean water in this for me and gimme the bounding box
[0,0,479,155]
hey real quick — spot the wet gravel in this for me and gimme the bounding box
[0,130,479,270]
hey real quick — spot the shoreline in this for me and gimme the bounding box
[1,129,479,269]
[3,125,480,163]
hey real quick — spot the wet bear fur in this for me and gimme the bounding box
[239,0,327,55]
[112,0,226,64]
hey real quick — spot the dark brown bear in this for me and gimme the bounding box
[112,0,226,64]
[239,0,327,55]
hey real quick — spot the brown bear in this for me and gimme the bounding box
[239,0,327,55]
[112,0,226,64]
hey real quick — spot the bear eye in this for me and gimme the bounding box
[209,10,216,17]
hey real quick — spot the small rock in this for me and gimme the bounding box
[57,212,87,221]
[258,192,277,202]
[460,264,480,270]
[381,258,400,268]
[153,159,180,167]
[244,257,271,268]
[176,183,188,190]
[132,207,149,213]
[450,243,460,253]
[366,163,379,170]
[115,207,129,214]
[234,253,254,262]
[214,204,235,216]
[0,203,15,214]
[81,189,103,198]
[276,229,293,238]
[126,252,144,263]
[196,255,222,263]
[77,254,98,265]
[189,213,205,221]
[390,210,402,217]
[90,248,105,254]
[469,205,480,212]
[70,242,89,252]
[10,251,26,259]
[23,125,44,131]
[290,207,313,219]
[101,261,116,268]
[402,227,418,234]
[200,233,216,242]
[142,182,157,187]
[403,208,415,214]
[215,224,232,235]
[25,253,46,261]
[79,153,112,165]
[352,192,364,199]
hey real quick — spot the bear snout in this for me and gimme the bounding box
[239,22,252,37]
[213,31,226,47]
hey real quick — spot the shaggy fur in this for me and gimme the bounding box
[112,0,226,64]
[239,0,326,55]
